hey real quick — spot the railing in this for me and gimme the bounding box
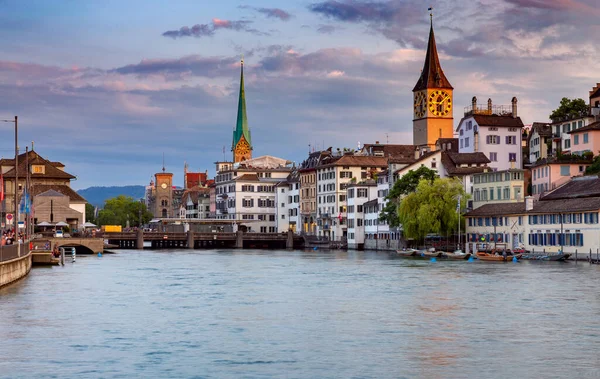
[464,104,513,117]
[0,244,22,262]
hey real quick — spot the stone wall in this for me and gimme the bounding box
[0,249,32,288]
[364,239,404,251]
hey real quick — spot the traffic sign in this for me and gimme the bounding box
[6,213,13,220]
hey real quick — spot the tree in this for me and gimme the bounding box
[85,203,96,224]
[398,177,468,242]
[549,97,588,121]
[585,155,600,175]
[96,195,153,227]
[379,166,437,227]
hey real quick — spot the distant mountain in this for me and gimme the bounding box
[77,185,146,207]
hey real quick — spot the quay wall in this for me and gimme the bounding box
[0,245,32,288]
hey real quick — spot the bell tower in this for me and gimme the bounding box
[232,58,253,163]
[412,13,454,150]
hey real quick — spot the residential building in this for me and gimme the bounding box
[550,115,596,154]
[316,155,388,241]
[471,169,525,210]
[0,149,86,229]
[276,171,300,233]
[182,187,210,219]
[530,157,591,196]
[465,177,600,257]
[346,180,377,249]
[412,20,454,149]
[568,121,600,155]
[298,149,332,234]
[457,97,524,171]
[214,156,292,233]
[528,122,552,164]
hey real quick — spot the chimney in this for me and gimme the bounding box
[414,147,420,160]
[512,97,518,118]
[525,196,534,211]
[487,98,492,113]
[472,96,477,112]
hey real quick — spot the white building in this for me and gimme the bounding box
[316,154,388,241]
[457,97,524,171]
[346,180,377,249]
[465,177,600,257]
[214,156,292,233]
[276,171,300,233]
[182,187,211,219]
[528,122,552,164]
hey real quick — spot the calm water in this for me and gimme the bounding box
[2,249,600,379]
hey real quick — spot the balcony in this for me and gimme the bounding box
[464,104,513,117]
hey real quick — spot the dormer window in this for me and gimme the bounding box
[31,165,45,174]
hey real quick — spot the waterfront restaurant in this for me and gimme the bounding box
[465,176,600,256]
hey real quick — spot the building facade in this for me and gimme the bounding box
[346,180,377,249]
[471,169,525,210]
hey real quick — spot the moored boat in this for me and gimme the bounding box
[476,251,522,261]
[396,248,418,257]
[444,250,471,260]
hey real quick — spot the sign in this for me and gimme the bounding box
[18,221,25,229]
[6,213,13,225]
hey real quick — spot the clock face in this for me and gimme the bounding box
[236,138,250,155]
[161,182,167,189]
[428,90,452,117]
[414,92,426,119]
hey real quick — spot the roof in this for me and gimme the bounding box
[442,152,489,176]
[318,155,388,169]
[31,184,87,202]
[568,121,600,134]
[590,86,600,100]
[360,144,418,160]
[541,176,600,200]
[472,114,524,128]
[413,24,453,91]
[530,156,592,168]
[0,151,76,179]
[232,60,252,151]
[235,174,259,182]
[530,122,552,138]
[363,199,378,207]
[466,198,600,216]
[436,138,458,152]
[446,152,490,165]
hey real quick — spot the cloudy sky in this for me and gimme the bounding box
[0,0,597,189]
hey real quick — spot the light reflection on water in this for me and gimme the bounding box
[2,249,600,378]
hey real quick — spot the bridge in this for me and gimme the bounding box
[103,230,305,250]
[31,238,105,255]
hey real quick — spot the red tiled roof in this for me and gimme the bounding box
[235,174,259,181]
[319,155,388,168]
[0,151,75,179]
[472,115,524,128]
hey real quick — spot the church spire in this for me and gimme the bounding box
[232,58,252,159]
[412,20,453,92]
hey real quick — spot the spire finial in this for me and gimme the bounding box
[428,6,433,26]
[241,54,244,65]
[162,152,165,172]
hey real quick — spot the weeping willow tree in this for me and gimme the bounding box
[398,177,468,242]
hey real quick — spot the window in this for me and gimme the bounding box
[574,135,579,145]
[560,166,570,176]
[489,152,497,162]
[460,139,464,149]
[584,133,589,143]
[486,135,500,144]
[506,136,517,144]
[357,188,368,198]
[269,215,275,221]
[509,153,516,162]
[281,215,285,219]
[465,137,470,147]
[565,139,571,149]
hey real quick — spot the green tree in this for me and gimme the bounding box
[585,155,600,175]
[379,166,437,227]
[398,177,468,242]
[549,97,588,121]
[85,203,96,224]
[97,195,153,227]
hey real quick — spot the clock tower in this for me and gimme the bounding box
[413,18,454,149]
[154,166,173,219]
[232,58,253,163]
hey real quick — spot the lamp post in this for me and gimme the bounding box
[1,116,18,232]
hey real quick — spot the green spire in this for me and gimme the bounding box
[232,58,252,152]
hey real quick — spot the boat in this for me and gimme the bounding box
[395,248,418,257]
[444,250,471,260]
[422,250,443,258]
[521,252,571,261]
[475,251,522,261]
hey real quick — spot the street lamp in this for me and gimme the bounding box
[1,116,18,234]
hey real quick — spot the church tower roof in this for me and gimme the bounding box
[412,22,453,92]
[232,59,252,152]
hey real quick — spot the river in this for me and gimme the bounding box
[1,249,600,378]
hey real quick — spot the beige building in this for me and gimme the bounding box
[0,150,85,230]
[471,169,525,210]
[298,150,332,234]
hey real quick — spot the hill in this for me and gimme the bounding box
[77,185,146,208]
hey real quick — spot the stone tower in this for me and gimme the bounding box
[232,58,253,163]
[412,18,454,149]
[154,164,173,219]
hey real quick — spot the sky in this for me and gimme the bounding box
[0,0,598,190]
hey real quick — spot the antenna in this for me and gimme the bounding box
[162,153,165,172]
[386,133,389,144]
[223,145,226,161]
